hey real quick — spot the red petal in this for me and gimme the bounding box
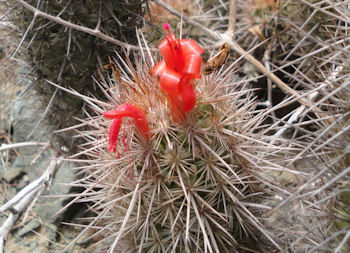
[104,103,150,152]
[159,67,181,94]
[179,79,196,112]
[107,118,122,152]
[152,60,166,76]
[180,39,204,56]
[159,38,176,70]
[134,117,150,140]
[103,110,120,119]
[168,94,186,123]
[183,54,202,77]
[103,104,131,119]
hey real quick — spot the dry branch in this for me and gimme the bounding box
[15,0,153,51]
[227,0,236,36]
[0,151,62,252]
[0,142,48,152]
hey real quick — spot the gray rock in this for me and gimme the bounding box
[0,186,16,206]
[11,88,51,148]
[17,219,41,237]
[3,166,24,183]
[34,161,75,223]
[28,241,38,251]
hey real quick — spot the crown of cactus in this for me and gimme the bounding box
[65,24,290,252]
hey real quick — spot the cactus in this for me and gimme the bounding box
[59,24,296,252]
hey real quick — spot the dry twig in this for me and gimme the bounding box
[0,150,62,252]
[227,0,236,37]
[0,142,48,152]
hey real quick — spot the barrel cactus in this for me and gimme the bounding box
[59,23,294,252]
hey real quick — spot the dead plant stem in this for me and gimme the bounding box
[0,151,62,252]
[227,0,236,37]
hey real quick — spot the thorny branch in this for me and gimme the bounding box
[15,0,155,51]
[0,151,62,252]
[153,0,334,124]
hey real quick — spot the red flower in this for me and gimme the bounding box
[152,23,203,122]
[104,103,150,152]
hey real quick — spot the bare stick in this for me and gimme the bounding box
[227,0,236,37]
[263,49,277,123]
[0,151,62,252]
[15,0,155,51]
[300,0,350,25]
[229,39,333,123]
[153,0,217,38]
[0,4,19,21]
[10,13,36,58]
[334,230,350,253]
[0,142,48,152]
[31,143,51,165]
[153,0,333,123]
[0,151,61,213]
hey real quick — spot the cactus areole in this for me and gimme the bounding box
[104,23,203,152]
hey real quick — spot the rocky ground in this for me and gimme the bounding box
[0,8,93,252]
